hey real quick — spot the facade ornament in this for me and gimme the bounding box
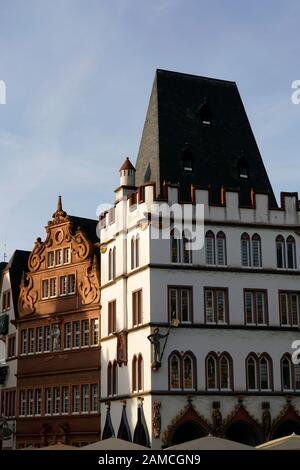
[18,273,38,316]
[78,258,100,305]
[152,401,161,438]
[72,229,92,261]
[28,237,45,272]
[262,402,271,439]
[116,331,128,365]
[48,195,69,226]
[212,401,223,436]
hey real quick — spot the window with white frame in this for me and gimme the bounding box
[72,385,80,413]
[28,328,35,354]
[19,390,26,416]
[56,249,62,266]
[68,274,76,294]
[62,386,69,414]
[82,384,89,413]
[91,319,99,346]
[44,326,51,352]
[244,290,268,325]
[36,327,43,353]
[241,233,251,267]
[27,390,34,416]
[279,292,300,326]
[35,389,42,415]
[205,231,215,265]
[204,288,228,324]
[82,320,89,347]
[73,321,80,348]
[45,388,52,415]
[91,384,98,413]
[168,287,192,323]
[42,279,49,299]
[63,247,71,264]
[60,276,67,296]
[50,278,57,297]
[53,387,61,415]
[64,322,71,349]
[21,330,27,355]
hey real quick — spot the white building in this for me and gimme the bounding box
[99,70,300,448]
[0,250,29,449]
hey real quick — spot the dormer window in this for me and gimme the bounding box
[197,103,212,126]
[183,159,193,172]
[238,157,249,179]
[181,148,194,172]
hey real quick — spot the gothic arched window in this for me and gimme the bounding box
[259,355,272,391]
[206,354,217,390]
[246,354,258,390]
[241,233,251,267]
[169,352,181,390]
[287,235,297,269]
[216,231,226,266]
[276,235,285,268]
[220,354,232,390]
[205,231,215,265]
[252,234,262,267]
[183,353,196,390]
[281,355,292,391]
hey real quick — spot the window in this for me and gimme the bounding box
[260,356,271,390]
[238,157,249,179]
[73,321,80,348]
[19,390,26,416]
[50,278,57,297]
[108,248,116,280]
[62,386,69,414]
[28,329,35,354]
[197,103,212,126]
[206,352,233,391]
[72,385,80,413]
[91,384,98,412]
[247,355,258,390]
[276,235,297,269]
[169,353,181,389]
[287,236,297,269]
[205,231,215,265]
[276,235,285,268]
[64,322,71,349]
[132,290,142,326]
[216,232,226,266]
[181,148,194,171]
[2,291,11,311]
[44,326,51,352]
[60,276,67,296]
[82,384,89,413]
[204,288,228,324]
[36,327,43,353]
[281,354,300,391]
[168,287,192,323]
[206,354,217,390]
[48,251,54,268]
[241,233,251,267]
[171,228,181,263]
[183,353,196,390]
[56,249,62,266]
[7,335,16,358]
[244,290,268,325]
[53,387,61,415]
[279,292,300,326]
[108,300,116,335]
[131,235,140,269]
[82,319,89,347]
[21,330,27,355]
[68,274,76,294]
[63,247,71,264]
[45,388,52,415]
[35,389,42,415]
[91,319,99,346]
[132,354,143,392]
[42,280,49,299]
[27,390,34,416]
[107,362,117,396]
[183,230,192,264]
[252,234,262,267]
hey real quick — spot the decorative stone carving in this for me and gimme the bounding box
[152,401,161,438]
[28,237,45,272]
[18,273,38,316]
[78,258,100,305]
[212,401,223,436]
[117,331,128,365]
[72,229,92,261]
[48,195,69,226]
[262,402,271,439]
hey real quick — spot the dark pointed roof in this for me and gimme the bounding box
[120,157,135,172]
[135,69,277,207]
[5,250,30,317]
[68,216,99,244]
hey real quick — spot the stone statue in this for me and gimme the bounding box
[52,324,61,351]
[147,328,169,369]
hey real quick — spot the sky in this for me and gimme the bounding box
[0,0,299,259]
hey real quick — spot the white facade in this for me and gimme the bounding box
[100,172,300,448]
[0,266,18,449]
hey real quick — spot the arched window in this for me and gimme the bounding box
[131,235,140,270]
[276,235,285,268]
[183,229,192,264]
[108,249,112,281]
[246,355,258,390]
[220,354,232,390]
[171,228,181,263]
[287,236,297,269]
[169,352,181,389]
[131,237,135,270]
[295,364,300,391]
[252,234,262,267]
[183,353,196,390]
[107,362,112,396]
[241,233,251,267]
[113,247,116,278]
[132,355,137,392]
[205,231,215,265]
[137,354,143,392]
[112,361,118,396]
[259,355,272,391]
[206,354,217,390]
[136,234,140,268]
[281,355,292,391]
[216,231,226,266]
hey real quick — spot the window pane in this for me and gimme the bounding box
[245,291,254,324]
[276,242,284,268]
[220,357,230,390]
[248,358,257,389]
[170,355,180,389]
[42,280,49,299]
[60,276,67,296]
[295,364,300,390]
[68,274,76,294]
[183,356,193,389]
[282,359,292,390]
[169,289,178,321]
[205,290,214,323]
[256,292,266,324]
[206,236,215,265]
[291,294,299,326]
[241,239,250,267]
[207,357,216,389]
[217,237,226,265]
[252,239,261,267]
[181,289,190,322]
[280,294,288,325]
[217,290,226,323]
[287,242,296,269]
[260,359,269,390]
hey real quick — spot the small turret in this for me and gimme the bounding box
[119,157,136,187]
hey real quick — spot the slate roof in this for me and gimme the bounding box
[135,69,277,207]
[69,216,99,244]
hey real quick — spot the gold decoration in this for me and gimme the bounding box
[78,258,100,305]
[100,244,107,254]
[18,273,38,316]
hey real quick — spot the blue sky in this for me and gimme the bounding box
[0,0,299,258]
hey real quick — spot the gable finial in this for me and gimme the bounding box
[57,195,63,212]
[51,194,68,224]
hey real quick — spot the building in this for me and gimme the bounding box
[0,250,30,449]
[15,197,100,448]
[99,69,300,448]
